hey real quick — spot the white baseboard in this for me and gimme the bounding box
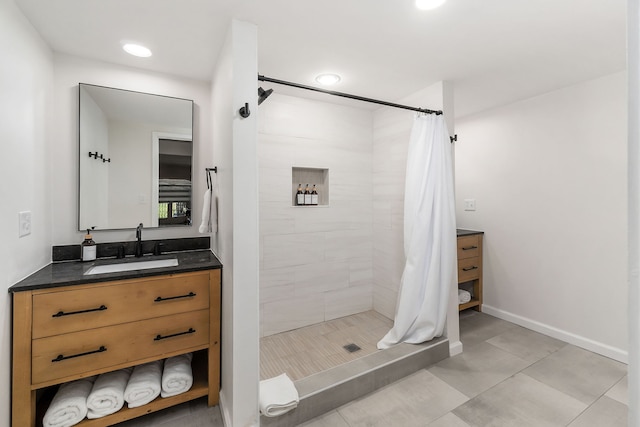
[449,340,463,356]
[482,304,628,364]
[219,388,232,427]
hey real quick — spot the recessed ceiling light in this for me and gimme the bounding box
[415,0,447,10]
[123,43,152,58]
[315,73,341,86]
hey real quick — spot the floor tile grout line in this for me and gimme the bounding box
[336,408,355,427]
[433,332,588,423]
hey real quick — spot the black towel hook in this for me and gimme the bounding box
[239,102,251,118]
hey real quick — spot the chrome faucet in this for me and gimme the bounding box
[135,223,144,257]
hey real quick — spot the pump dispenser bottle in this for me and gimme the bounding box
[81,228,97,261]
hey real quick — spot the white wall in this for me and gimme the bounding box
[52,54,211,243]
[455,72,628,362]
[78,87,109,228]
[106,120,189,228]
[212,19,260,427]
[627,0,639,423]
[258,93,374,336]
[372,82,460,352]
[0,0,53,424]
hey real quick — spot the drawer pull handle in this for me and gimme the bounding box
[52,305,107,318]
[462,246,478,250]
[154,292,196,302]
[154,328,196,341]
[52,346,107,362]
[462,266,478,271]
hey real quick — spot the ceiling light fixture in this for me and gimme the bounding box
[315,73,341,86]
[415,0,447,10]
[123,43,152,58]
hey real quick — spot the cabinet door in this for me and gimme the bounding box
[32,309,209,386]
[33,272,210,339]
[457,235,480,260]
[458,257,481,282]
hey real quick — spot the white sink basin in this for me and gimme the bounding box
[84,258,178,275]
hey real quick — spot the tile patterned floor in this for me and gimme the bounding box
[260,310,393,380]
[302,310,628,427]
[120,310,629,426]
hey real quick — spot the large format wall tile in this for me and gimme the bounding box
[259,93,374,336]
[262,294,326,336]
[325,284,374,321]
[262,232,327,269]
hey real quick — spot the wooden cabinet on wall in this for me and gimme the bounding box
[11,269,221,427]
[457,231,483,311]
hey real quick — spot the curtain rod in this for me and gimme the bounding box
[258,75,442,115]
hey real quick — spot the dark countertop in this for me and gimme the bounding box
[9,249,222,293]
[457,228,484,237]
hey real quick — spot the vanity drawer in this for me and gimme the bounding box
[32,271,210,339]
[458,257,481,282]
[32,309,210,386]
[457,235,480,260]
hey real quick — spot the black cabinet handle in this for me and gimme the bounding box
[154,328,196,341]
[462,266,479,271]
[462,246,478,250]
[52,305,107,318]
[154,292,196,302]
[52,346,107,362]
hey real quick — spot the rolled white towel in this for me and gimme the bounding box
[86,368,132,419]
[43,376,96,427]
[458,289,472,304]
[259,373,299,417]
[161,353,194,398]
[124,360,162,408]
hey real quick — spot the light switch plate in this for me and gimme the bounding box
[464,199,476,211]
[19,211,31,237]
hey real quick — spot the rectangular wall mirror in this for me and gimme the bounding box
[79,83,194,230]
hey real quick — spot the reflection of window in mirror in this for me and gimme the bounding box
[158,138,192,226]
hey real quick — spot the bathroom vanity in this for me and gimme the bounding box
[9,249,221,427]
[457,229,484,311]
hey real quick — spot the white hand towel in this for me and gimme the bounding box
[124,360,163,408]
[458,289,471,304]
[210,177,218,233]
[161,353,194,398]
[43,376,96,427]
[198,188,212,233]
[259,373,299,417]
[86,367,132,419]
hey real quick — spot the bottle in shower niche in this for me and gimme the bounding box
[304,184,312,205]
[296,183,304,205]
[311,185,318,205]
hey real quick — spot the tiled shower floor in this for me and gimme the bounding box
[260,310,393,380]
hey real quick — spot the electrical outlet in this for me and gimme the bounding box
[19,211,31,237]
[464,199,476,211]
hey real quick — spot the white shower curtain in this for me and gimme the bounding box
[377,113,457,349]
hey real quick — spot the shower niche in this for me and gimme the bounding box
[291,167,329,206]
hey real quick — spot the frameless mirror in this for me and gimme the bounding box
[79,84,193,230]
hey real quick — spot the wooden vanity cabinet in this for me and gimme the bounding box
[12,269,221,427]
[457,233,483,311]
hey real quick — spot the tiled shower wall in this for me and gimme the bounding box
[258,94,374,337]
[370,104,412,320]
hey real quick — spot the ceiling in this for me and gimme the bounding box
[15,0,626,118]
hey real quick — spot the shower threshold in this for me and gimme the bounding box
[261,336,449,427]
[260,311,449,426]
